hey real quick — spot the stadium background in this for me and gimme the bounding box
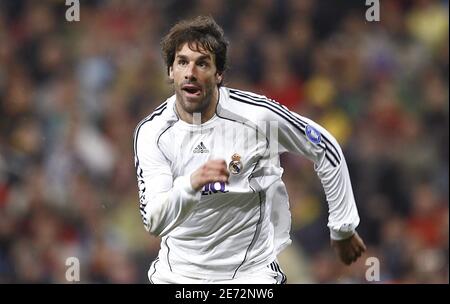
[0,0,448,283]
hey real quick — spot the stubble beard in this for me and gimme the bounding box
[175,82,216,116]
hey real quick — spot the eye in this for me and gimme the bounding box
[198,61,208,68]
[178,59,187,66]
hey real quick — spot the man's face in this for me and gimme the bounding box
[170,42,223,115]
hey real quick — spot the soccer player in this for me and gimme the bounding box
[133,16,366,284]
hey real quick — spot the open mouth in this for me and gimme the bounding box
[182,84,202,97]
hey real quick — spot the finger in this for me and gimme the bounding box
[353,243,364,256]
[350,241,366,256]
[354,242,366,254]
[205,167,224,177]
[352,236,367,252]
[339,251,350,265]
[346,249,357,263]
[205,172,229,183]
[343,257,352,265]
[217,165,230,176]
[206,176,228,184]
[208,159,227,168]
[354,234,367,252]
[360,242,367,252]
[207,164,229,175]
[205,163,223,172]
[207,168,229,178]
[345,253,356,265]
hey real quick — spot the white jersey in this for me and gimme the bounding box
[133,86,360,281]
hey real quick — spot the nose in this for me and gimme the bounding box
[184,62,197,81]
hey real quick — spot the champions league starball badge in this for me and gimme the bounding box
[305,124,322,145]
[229,153,243,175]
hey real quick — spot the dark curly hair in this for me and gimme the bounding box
[161,16,228,86]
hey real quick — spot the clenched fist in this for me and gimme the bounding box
[331,231,367,265]
[190,160,230,191]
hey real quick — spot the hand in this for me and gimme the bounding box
[331,231,367,265]
[190,159,230,191]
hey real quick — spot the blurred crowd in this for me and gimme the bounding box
[0,0,448,283]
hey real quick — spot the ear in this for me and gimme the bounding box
[169,66,174,80]
[216,72,223,85]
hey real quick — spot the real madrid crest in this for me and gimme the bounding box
[229,153,243,175]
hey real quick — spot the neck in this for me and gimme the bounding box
[176,87,219,124]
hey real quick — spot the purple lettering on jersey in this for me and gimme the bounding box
[202,182,229,195]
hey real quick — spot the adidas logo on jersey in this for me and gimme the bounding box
[193,142,209,153]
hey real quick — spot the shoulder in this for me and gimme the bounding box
[133,98,174,149]
[222,87,289,121]
[225,87,273,105]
